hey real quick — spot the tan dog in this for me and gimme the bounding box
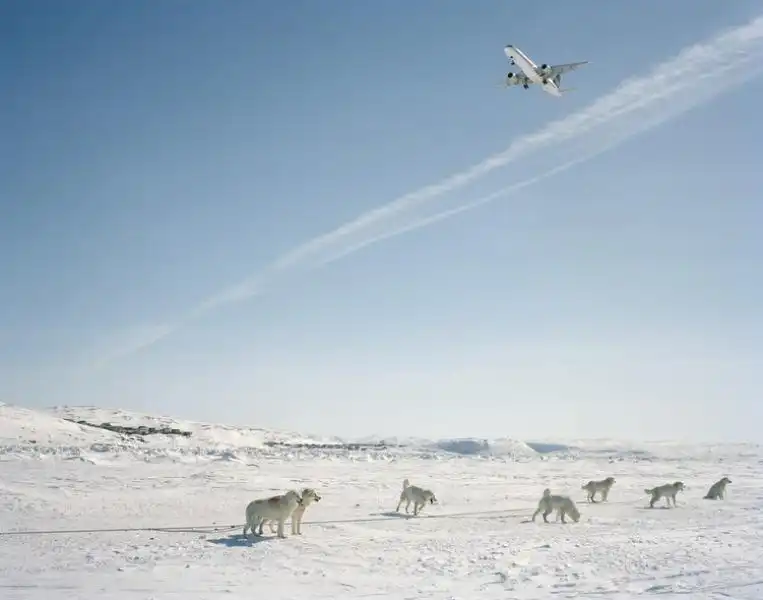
[242,489,302,539]
[581,477,616,503]
[532,488,581,524]
[703,477,731,500]
[645,481,685,508]
[262,488,322,535]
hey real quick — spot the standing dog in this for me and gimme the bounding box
[396,478,437,516]
[704,477,732,500]
[242,489,302,539]
[581,477,616,503]
[262,488,322,535]
[644,481,685,508]
[532,488,581,524]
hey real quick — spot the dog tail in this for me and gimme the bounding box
[402,478,410,490]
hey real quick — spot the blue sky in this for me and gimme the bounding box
[2,0,762,442]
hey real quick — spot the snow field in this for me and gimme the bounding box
[2,439,763,599]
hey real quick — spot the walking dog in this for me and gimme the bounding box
[581,476,616,503]
[532,488,581,524]
[396,478,437,516]
[644,481,685,508]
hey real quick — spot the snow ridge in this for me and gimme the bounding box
[1,403,760,465]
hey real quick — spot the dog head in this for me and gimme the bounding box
[673,481,686,491]
[604,476,616,485]
[568,504,581,523]
[542,488,552,498]
[301,488,322,505]
[283,489,303,505]
[427,492,437,505]
[719,476,732,485]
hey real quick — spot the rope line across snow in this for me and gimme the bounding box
[0,507,531,537]
[0,500,697,537]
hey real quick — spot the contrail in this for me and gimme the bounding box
[99,15,763,365]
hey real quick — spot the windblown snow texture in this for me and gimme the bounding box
[1,403,761,599]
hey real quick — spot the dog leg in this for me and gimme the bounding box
[293,511,302,535]
[560,509,567,524]
[542,509,551,523]
[277,518,286,539]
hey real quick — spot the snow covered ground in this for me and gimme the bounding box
[1,403,762,599]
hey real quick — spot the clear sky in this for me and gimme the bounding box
[2,0,762,443]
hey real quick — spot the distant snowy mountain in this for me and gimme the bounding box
[0,403,758,464]
[0,404,543,461]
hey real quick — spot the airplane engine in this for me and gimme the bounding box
[541,63,549,70]
[507,72,514,79]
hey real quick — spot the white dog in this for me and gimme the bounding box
[703,477,731,500]
[644,481,685,508]
[396,478,437,516]
[242,489,302,539]
[581,476,616,503]
[532,488,581,524]
[262,488,322,535]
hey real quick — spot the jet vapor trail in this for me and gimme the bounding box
[99,15,763,365]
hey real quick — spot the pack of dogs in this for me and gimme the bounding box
[241,475,732,540]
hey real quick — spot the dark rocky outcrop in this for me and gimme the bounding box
[263,440,391,451]
[64,418,192,438]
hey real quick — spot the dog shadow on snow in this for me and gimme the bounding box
[207,533,276,548]
[374,511,416,519]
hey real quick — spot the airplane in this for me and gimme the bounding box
[502,44,588,97]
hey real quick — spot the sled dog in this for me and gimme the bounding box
[581,476,616,503]
[703,477,731,500]
[242,489,302,539]
[263,488,322,535]
[396,478,437,516]
[532,488,581,524]
[644,481,685,508]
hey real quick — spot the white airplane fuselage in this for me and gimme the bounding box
[504,45,562,97]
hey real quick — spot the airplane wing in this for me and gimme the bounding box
[548,61,589,77]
